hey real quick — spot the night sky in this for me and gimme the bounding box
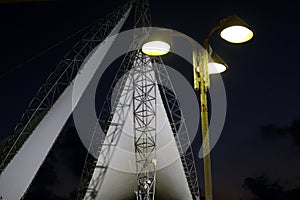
[0,0,300,200]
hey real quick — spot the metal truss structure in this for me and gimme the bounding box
[132,53,157,200]
[77,1,156,199]
[133,1,157,199]
[77,0,200,196]
[153,57,200,198]
[0,0,200,199]
[76,48,140,200]
[0,0,134,175]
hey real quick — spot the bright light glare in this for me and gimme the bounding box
[208,63,227,74]
[220,25,253,43]
[142,41,170,56]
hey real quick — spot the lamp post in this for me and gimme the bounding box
[142,15,254,200]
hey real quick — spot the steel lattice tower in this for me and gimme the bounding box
[0,1,200,200]
[132,52,157,200]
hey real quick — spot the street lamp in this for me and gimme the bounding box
[142,15,254,200]
[141,41,170,56]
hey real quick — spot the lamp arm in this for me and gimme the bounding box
[202,16,233,50]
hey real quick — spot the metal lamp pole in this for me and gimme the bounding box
[193,18,235,200]
[141,15,254,200]
[193,40,212,200]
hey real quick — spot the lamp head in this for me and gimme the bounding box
[219,15,254,43]
[142,29,172,56]
[195,51,228,74]
[142,41,170,56]
[208,51,228,74]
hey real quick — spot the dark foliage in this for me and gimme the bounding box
[260,119,300,146]
[243,176,300,200]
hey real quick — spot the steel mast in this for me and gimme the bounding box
[0,0,201,199]
[78,0,200,199]
[132,1,157,199]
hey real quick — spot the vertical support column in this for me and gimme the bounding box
[199,48,213,200]
[193,46,213,200]
[132,52,157,200]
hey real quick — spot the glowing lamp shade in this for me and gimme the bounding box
[220,25,253,43]
[208,51,228,74]
[219,15,254,43]
[142,40,170,56]
[208,63,227,74]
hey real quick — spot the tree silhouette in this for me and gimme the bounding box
[243,176,300,200]
[260,119,300,147]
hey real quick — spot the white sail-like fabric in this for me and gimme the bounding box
[85,60,193,200]
[0,8,131,200]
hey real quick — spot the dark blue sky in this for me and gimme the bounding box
[0,0,300,199]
